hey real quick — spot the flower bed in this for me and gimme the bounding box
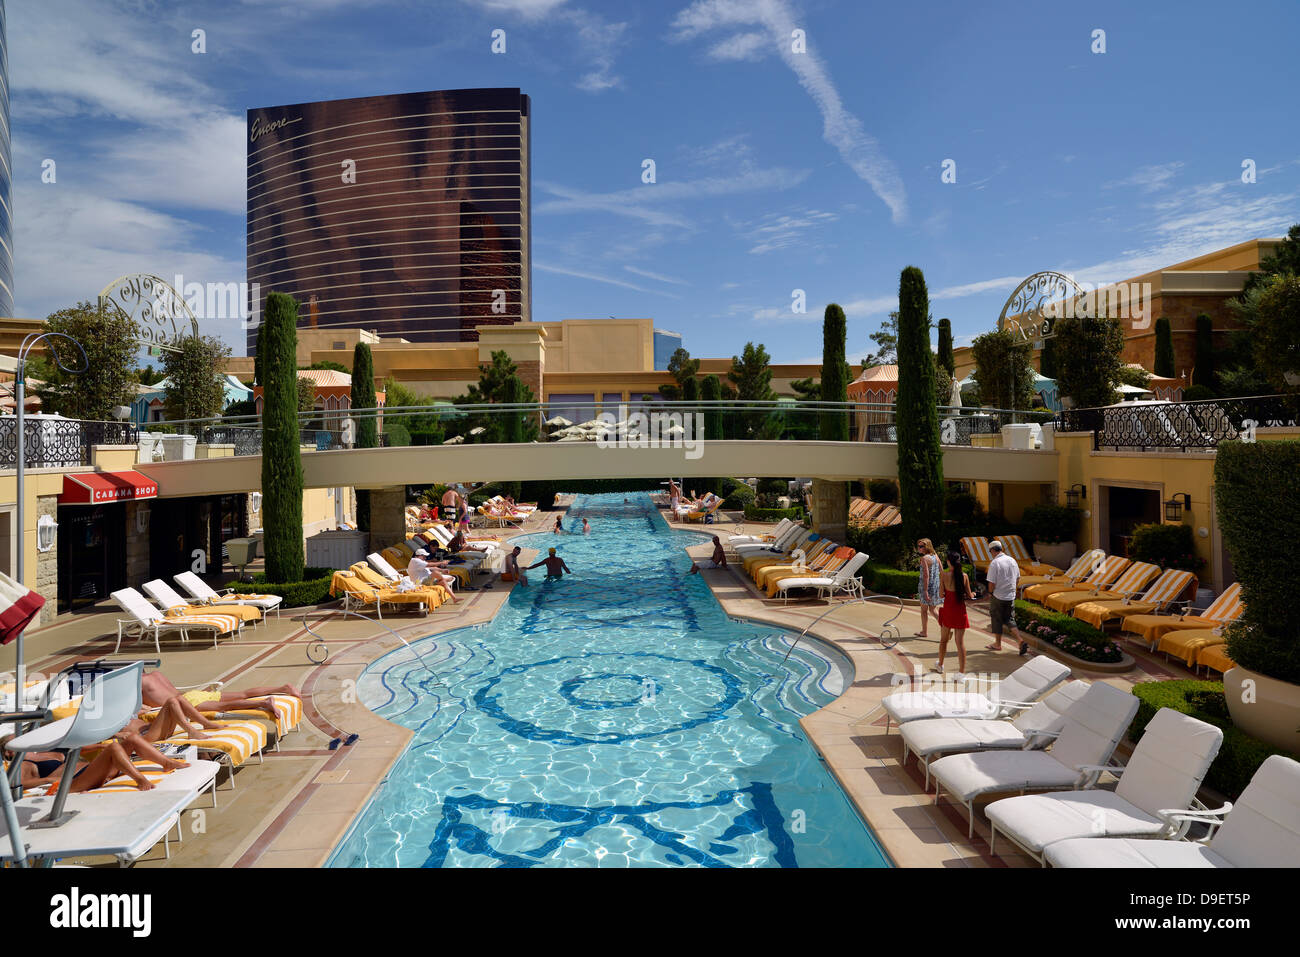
[1015,600,1122,664]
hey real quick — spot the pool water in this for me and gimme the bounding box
[329,493,889,868]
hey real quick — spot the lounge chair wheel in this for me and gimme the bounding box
[307,640,329,664]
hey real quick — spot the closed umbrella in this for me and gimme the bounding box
[545,416,573,428]
[444,435,465,445]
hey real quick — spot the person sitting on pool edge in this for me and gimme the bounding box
[689,536,728,574]
[503,546,528,586]
[527,547,572,581]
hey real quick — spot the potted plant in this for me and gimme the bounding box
[1021,503,1081,569]
[1216,440,1300,752]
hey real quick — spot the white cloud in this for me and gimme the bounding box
[734,208,837,254]
[536,166,810,226]
[671,0,907,223]
[624,265,690,286]
[536,262,682,298]
[459,0,572,19]
[708,31,769,61]
[1104,161,1185,193]
[462,0,628,92]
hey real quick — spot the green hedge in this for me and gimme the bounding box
[1015,600,1122,663]
[229,567,333,608]
[1020,504,1082,545]
[1216,440,1300,684]
[721,481,755,510]
[1130,680,1300,799]
[862,563,919,596]
[743,505,805,522]
[1130,522,1202,572]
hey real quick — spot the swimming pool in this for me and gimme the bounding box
[329,493,889,868]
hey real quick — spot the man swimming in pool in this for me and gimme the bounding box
[527,547,572,581]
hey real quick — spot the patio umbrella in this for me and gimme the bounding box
[444,435,465,444]
[558,433,586,442]
[577,419,605,430]
[468,426,486,436]
[544,416,573,428]
[662,424,686,437]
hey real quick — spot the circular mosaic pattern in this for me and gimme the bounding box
[558,673,659,711]
[474,651,744,746]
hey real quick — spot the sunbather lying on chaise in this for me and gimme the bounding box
[4,738,181,792]
[142,671,299,724]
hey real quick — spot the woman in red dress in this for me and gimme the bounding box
[935,550,976,674]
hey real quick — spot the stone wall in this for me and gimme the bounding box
[367,485,407,554]
[810,479,848,542]
[124,501,151,589]
[35,495,59,625]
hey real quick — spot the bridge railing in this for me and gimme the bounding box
[147,400,1055,458]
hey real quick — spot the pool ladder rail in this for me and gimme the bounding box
[298,609,446,684]
[777,594,904,667]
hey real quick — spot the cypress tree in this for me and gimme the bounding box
[681,374,699,405]
[700,374,722,440]
[819,303,849,441]
[1193,314,1215,392]
[502,374,523,444]
[895,266,945,549]
[350,342,377,533]
[351,342,378,448]
[1153,317,1175,379]
[261,292,305,583]
[253,322,264,387]
[936,317,956,378]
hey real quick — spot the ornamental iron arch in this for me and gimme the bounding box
[998,271,1090,343]
[97,274,200,353]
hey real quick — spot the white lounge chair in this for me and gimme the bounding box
[110,588,240,653]
[986,708,1224,863]
[775,552,870,602]
[929,681,1141,836]
[427,524,498,553]
[733,524,807,558]
[4,663,144,828]
[881,656,1072,732]
[367,552,402,581]
[1045,754,1300,868]
[173,570,283,618]
[728,518,795,547]
[143,578,261,628]
[901,680,1091,787]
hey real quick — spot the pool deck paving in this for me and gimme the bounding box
[673,512,1199,869]
[4,506,1202,868]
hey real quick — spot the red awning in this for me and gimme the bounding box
[60,471,159,505]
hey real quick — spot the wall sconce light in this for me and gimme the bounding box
[251,492,262,513]
[1197,526,1209,539]
[1064,484,1087,509]
[1164,493,1192,522]
[36,514,57,553]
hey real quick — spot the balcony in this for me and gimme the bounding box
[0,418,139,469]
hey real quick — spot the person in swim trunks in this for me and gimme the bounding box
[527,547,572,581]
[2,737,169,792]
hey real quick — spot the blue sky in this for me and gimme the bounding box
[9,0,1300,363]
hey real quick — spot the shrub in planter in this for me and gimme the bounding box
[867,478,899,504]
[757,477,788,496]
[863,563,919,596]
[1015,600,1122,663]
[721,481,756,510]
[1130,680,1300,799]
[230,567,333,608]
[1129,522,1204,573]
[847,522,908,569]
[944,490,982,524]
[1020,503,1081,546]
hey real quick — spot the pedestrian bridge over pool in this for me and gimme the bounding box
[138,439,1057,498]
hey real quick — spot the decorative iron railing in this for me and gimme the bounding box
[1065,395,1300,451]
[0,419,140,469]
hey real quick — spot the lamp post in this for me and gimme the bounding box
[12,332,87,703]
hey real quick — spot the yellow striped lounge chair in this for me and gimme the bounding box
[111,588,240,654]
[765,546,855,597]
[161,720,267,777]
[213,692,305,739]
[1196,643,1235,677]
[752,537,834,586]
[173,571,283,618]
[686,496,724,523]
[330,571,443,618]
[1043,562,1161,614]
[960,536,994,573]
[742,529,814,573]
[1023,556,1130,604]
[871,505,901,527]
[748,536,828,582]
[1072,569,1198,629]
[1124,582,1244,647]
[998,535,1061,576]
[1158,627,1229,669]
[1017,549,1105,595]
[350,562,452,609]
